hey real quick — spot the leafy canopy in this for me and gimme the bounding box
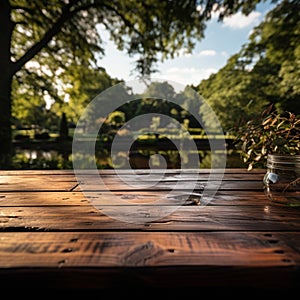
[9,0,275,113]
[196,0,299,131]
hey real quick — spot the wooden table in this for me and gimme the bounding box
[0,169,299,295]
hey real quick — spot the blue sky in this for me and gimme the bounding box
[97,1,276,86]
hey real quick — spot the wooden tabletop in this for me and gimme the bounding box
[0,168,299,294]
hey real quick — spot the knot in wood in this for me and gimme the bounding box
[122,241,164,266]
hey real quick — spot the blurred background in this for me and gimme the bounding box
[1,0,298,170]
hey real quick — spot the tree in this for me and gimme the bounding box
[51,63,120,124]
[58,112,69,141]
[243,0,300,113]
[196,0,299,131]
[135,81,176,117]
[197,54,270,130]
[0,0,274,168]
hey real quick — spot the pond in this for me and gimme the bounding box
[12,147,247,170]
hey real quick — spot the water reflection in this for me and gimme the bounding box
[12,148,245,169]
[13,149,72,169]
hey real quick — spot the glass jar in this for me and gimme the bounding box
[263,154,300,206]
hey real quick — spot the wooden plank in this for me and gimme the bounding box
[0,174,78,192]
[0,168,266,176]
[73,172,264,192]
[0,169,299,292]
[0,178,262,192]
[0,232,300,290]
[0,172,264,182]
[76,172,265,181]
[0,231,299,290]
[0,170,264,192]
[0,231,298,267]
[0,190,271,206]
[0,205,299,231]
[74,180,263,191]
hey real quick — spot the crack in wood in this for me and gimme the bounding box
[69,183,80,192]
[168,193,202,206]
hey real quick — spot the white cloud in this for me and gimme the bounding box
[222,11,261,29]
[198,50,217,56]
[158,67,217,86]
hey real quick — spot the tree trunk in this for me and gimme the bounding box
[59,112,69,141]
[0,1,14,169]
[0,73,13,169]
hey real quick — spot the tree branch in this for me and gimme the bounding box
[101,3,144,39]
[12,0,147,75]
[12,0,82,73]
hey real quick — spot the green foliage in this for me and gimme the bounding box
[0,0,283,168]
[106,111,126,127]
[242,0,300,113]
[55,64,120,124]
[196,53,271,131]
[9,0,249,109]
[11,152,73,170]
[232,105,300,170]
[8,0,276,122]
[196,0,300,131]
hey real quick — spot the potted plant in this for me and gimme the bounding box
[231,105,300,206]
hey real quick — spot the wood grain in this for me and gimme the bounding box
[0,231,297,267]
[0,204,299,231]
[0,170,264,192]
[0,168,299,291]
[0,190,271,206]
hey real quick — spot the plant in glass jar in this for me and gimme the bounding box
[231,105,300,206]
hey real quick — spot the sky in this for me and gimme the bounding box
[96,1,276,87]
